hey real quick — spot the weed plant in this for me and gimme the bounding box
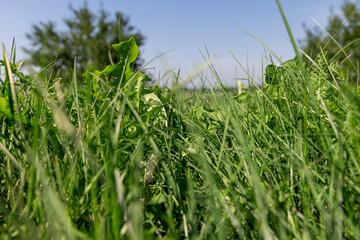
[0,2,360,239]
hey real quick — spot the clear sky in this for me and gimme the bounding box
[0,0,350,86]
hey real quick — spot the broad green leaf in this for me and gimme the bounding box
[0,97,28,124]
[265,64,283,85]
[101,62,125,76]
[144,92,168,127]
[112,36,139,65]
[265,64,276,85]
[100,62,128,87]
[0,97,11,117]
[144,92,163,107]
[148,193,166,205]
[82,66,102,80]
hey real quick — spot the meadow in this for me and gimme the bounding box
[1,3,360,239]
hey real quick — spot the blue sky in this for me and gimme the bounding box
[0,0,349,86]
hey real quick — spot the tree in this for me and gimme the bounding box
[301,0,360,81]
[23,3,145,79]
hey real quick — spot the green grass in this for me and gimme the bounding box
[1,4,360,239]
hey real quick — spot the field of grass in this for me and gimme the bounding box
[1,3,360,240]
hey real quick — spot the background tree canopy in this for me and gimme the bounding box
[301,0,360,82]
[23,4,145,79]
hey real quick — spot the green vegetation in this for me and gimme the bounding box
[24,4,145,78]
[1,2,360,239]
[301,0,360,81]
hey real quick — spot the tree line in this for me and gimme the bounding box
[24,1,360,82]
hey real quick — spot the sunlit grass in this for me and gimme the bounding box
[1,2,360,239]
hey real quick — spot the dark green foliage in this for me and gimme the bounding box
[301,0,360,82]
[23,3,145,80]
